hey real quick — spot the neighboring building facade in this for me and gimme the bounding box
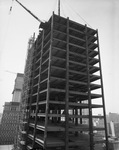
[114,123,119,138]
[106,113,119,138]
[12,73,24,102]
[107,113,119,123]
[19,13,108,150]
[0,73,24,145]
[0,102,20,145]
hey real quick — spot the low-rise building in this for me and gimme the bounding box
[0,102,20,145]
[107,112,119,138]
[0,73,24,145]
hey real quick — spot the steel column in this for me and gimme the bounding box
[85,25,94,150]
[65,17,69,150]
[96,29,109,150]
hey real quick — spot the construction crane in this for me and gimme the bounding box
[15,0,42,23]
[10,0,48,29]
[9,0,61,28]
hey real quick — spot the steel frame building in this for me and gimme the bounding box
[19,13,108,150]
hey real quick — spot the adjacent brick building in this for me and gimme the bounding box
[0,73,23,145]
[0,102,20,145]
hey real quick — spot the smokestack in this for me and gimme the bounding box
[110,121,115,137]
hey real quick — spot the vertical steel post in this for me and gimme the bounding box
[25,45,36,149]
[32,30,44,148]
[96,29,109,150]
[85,25,94,150]
[80,101,83,133]
[80,100,82,125]
[44,12,54,149]
[65,17,69,150]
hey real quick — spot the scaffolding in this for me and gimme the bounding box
[20,13,108,150]
[17,34,35,150]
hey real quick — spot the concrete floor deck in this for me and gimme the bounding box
[0,145,13,150]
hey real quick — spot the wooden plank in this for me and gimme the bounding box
[69,51,85,58]
[89,49,99,57]
[46,137,65,147]
[51,65,66,71]
[69,34,85,42]
[69,79,87,85]
[69,42,85,50]
[69,60,86,67]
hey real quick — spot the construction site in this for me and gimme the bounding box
[12,0,110,150]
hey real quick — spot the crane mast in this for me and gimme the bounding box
[58,0,60,16]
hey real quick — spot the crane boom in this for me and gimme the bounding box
[5,70,17,74]
[15,0,42,23]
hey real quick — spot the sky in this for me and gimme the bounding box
[0,0,119,114]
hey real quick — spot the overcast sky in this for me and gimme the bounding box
[0,0,119,114]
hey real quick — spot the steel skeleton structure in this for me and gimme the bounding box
[19,13,108,150]
[17,35,35,150]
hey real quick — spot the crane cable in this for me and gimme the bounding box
[9,0,44,23]
[53,0,58,15]
[1,0,13,53]
[64,0,92,28]
[5,70,17,74]
[60,0,67,18]
[61,0,75,20]
[9,0,92,27]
